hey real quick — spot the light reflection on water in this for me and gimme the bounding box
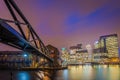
[16,71,30,80]
[0,65,120,80]
[54,65,120,80]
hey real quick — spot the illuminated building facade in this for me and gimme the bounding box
[94,41,108,62]
[69,44,83,64]
[69,44,94,64]
[76,50,89,63]
[62,34,119,64]
[93,34,119,63]
[99,34,119,58]
[61,48,70,66]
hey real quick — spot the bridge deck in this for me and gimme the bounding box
[0,20,53,62]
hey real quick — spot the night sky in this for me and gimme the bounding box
[0,0,120,51]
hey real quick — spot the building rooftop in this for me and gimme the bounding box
[70,44,82,49]
[100,34,117,39]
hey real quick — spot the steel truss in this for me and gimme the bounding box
[0,0,53,62]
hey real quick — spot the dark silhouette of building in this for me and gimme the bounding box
[70,44,82,50]
[46,45,60,66]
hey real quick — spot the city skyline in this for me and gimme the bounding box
[0,0,120,50]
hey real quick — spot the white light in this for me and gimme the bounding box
[23,54,27,57]
[95,41,98,44]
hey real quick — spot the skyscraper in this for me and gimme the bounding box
[99,34,119,58]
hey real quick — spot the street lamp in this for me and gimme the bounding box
[23,54,27,57]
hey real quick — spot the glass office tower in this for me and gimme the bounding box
[99,34,119,58]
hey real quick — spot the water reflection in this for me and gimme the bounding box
[35,71,44,79]
[0,65,120,80]
[16,71,30,80]
[54,65,120,80]
[15,71,51,80]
